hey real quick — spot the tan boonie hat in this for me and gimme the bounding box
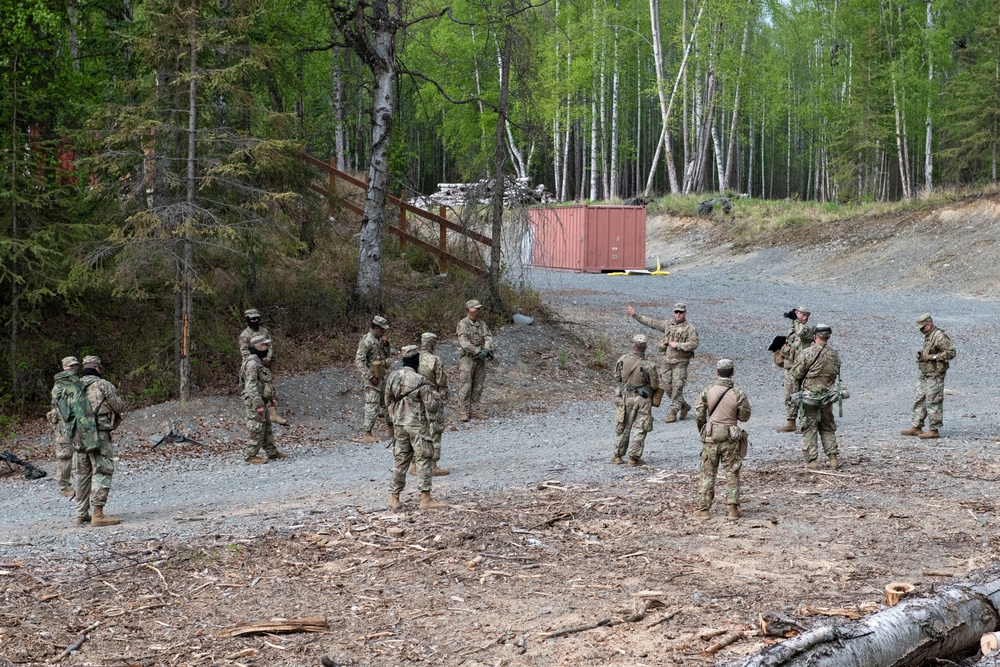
[82,355,101,367]
[673,303,687,312]
[466,299,483,311]
[244,309,261,319]
[400,344,419,357]
[796,306,811,315]
[632,334,648,346]
[421,332,437,343]
[249,334,271,347]
[61,356,80,369]
[372,315,389,330]
[717,358,734,371]
[916,313,933,326]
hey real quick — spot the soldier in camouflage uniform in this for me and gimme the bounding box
[241,334,287,464]
[76,356,127,527]
[901,313,956,440]
[386,345,445,510]
[778,306,814,433]
[694,359,752,520]
[355,316,393,443]
[49,356,80,498]
[612,335,660,466]
[415,332,450,476]
[627,302,699,422]
[238,309,287,425]
[789,324,841,470]
[456,300,494,421]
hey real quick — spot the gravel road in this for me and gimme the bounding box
[4,226,998,562]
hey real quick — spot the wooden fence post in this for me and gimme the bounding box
[328,155,336,219]
[399,189,407,250]
[438,206,448,275]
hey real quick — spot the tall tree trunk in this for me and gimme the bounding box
[8,59,19,395]
[724,4,752,190]
[610,25,620,199]
[180,10,198,403]
[553,0,562,200]
[923,0,933,195]
[332,43,345,168]
[488,13,513,312]
[68,0,81,72]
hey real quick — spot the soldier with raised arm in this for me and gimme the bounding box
[627,302,699,422]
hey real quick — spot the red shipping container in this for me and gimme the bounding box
[527,205,647,272]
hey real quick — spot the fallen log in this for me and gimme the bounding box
[728,578,1000,667]
[214,617,328,638]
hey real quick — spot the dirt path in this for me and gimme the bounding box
[2,206,1000,666]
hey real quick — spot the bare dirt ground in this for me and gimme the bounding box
[3,195,1000,667]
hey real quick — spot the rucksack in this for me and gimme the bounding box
[52,371,102,453]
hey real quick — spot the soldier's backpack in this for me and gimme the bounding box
[52,371,102,453]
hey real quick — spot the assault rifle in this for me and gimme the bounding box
[150,428,207,452]
[0,451,48,480]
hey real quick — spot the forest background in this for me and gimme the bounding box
[1,0,998,416]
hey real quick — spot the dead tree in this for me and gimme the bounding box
[728,577,1000,667]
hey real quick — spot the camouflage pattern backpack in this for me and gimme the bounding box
[52,371,102,453]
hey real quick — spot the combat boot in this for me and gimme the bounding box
[665,410,677,423]
[693,508,711,519]
[610,455,623,464]
[269,452,288,460]
[61,488,76,498]
[726,504,742,520]
[679,402,692,420]
[777,420,797,433]
[431,463,450,476]
[91,506,120,527]
[268,405,288,425]
[804,459,819,470]
[628,457,647,467]
[388,493,402,511]
[458,413,470,422]
[900,426,923,437]
[419,491,447,509]
[918,429,940,439]
[828,454,839,470]
[75,514,91,525]
[246,456,268,464]
[361,431,378,443]
[471,410,489,420]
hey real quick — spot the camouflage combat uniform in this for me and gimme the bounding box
[386,365,442,496]
[695,377,751,511]
[355,331,392,432]
[910,324,956,432]
[630,310,698,416]
[782,319,815,421]
[49,370,78,495]
[76,370,126,520]
[613,349,659,462]
[418,339,449,463]
[239,325,274,361]
[456,315,494,419]
[242,353,280,460]
[790,341,841,464]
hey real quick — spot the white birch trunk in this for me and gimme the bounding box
[610,26,620,199]
[561,52,571,201]
[181,11,198,403]
[729,578,1000,667]
[600,36,609,199]
[724,4,752,190]
[924,0,933,195]
[332,43,345,168]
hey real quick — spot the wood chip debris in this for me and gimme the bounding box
[214,617,328,638]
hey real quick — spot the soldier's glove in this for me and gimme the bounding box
[476,349,489,361]
[916,350,926,362]
[783,309,797,320]
[638,389,651,399]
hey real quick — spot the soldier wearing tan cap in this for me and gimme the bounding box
[76,355,127,526]
[456,300,494,421]
[612,335,660,466]
[627,302,699,422]
[238,309,286,425]
[355,316,393,442]
[48,356,81,498]
[901,314,956,439]
[416,332,450,476]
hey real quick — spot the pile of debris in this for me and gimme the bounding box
[412,176,549,209]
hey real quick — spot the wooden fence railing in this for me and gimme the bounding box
[299,153,491,277]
